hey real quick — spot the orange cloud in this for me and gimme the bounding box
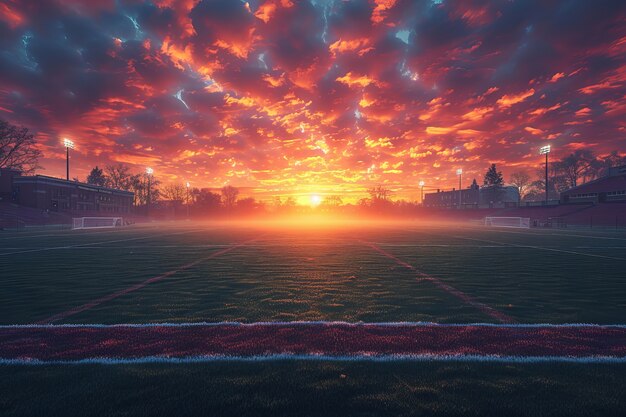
[336,72,378,88]
[371,0,397,24]
[524,126,544,135]
[497,89,535,108]
[549,72,565,82]
[329,38,371,55]
[0,3,24,28]
[575,107,592,117]
[426,126,455,135]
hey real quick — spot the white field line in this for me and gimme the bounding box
[0,225,165,240]
[453,236,626,261]
[36,237,260,324]
[3,321,626,329]
[2,354,626,365]
[0,229,212,256]
[360,241,515,323]
[0,244,524,251]
[466,227,626,241]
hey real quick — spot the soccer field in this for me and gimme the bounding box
[1,221,625,416]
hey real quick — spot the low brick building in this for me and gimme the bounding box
[1,169,133,214]
[560,165,626,204]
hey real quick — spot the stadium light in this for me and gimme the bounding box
[539,145,551,204]
[186,181,191,218]
[456,169,463,207]
[63,138,75,181]
[419,180,425,204]
[145,167,154,216]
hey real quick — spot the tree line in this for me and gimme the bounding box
[2,119,625,211]
[508,149,626,202]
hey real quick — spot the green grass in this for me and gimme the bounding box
[1,362,625,417]
[1,221,626,416]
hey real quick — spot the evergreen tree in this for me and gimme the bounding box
[86,166,107,186]
[483,164,504,206]
[483,164,503,186]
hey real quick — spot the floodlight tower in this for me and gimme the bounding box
[419,181,425,205]
[146,167,154,216]
[63,138,75,181]
[186,181,191,218]
[456,168,463,207]
[539,145,551,205]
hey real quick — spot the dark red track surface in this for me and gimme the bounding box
[1,324,625,361]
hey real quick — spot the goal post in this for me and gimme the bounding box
[72,217,124,230]
[484,216,530,228]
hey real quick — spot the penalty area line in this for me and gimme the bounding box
[453,235,626,261]
[0,228,212,257]
[360,240,516,324]
[36,237,260,324]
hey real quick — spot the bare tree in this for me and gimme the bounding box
[105,164,133,191]
[509,171,532,202]
[322,195,343,207]
[597,151,626,176]
[221,185,239,209]
[130,173,160,205]
[162,184,186,201]
[553,150,597,188]
[367,185,391,201]
[0,120,42,174]
[194,189,221,212]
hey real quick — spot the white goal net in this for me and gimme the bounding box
[484,216,530,228]
[72,217,124,230]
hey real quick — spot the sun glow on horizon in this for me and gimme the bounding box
[310,194,322,207]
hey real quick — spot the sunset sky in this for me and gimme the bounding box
[1,0,625,202]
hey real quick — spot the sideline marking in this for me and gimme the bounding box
[3,355,626,365]
[0,229,208,256]
[36,238,259,324]
[2,322,625,364]
[0,225,165,241]
[4,321,626,329]
[361,241,515,323]
[466,227,626,241]
[453,236,626,261]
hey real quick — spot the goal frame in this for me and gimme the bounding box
[484,216,531,229]
[72,217,124,230]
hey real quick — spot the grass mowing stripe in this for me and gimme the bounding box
[361,240,515,324]
[35,237,259,324]
[453,235,626,261]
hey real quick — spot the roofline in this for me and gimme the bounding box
[561,172,626,194]
[13,175,134,196]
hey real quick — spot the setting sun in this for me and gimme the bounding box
[310,194,322,207]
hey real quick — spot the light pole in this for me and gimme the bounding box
[63,138,75,181]
[456,168,463,207]
[186,181,190,219]
[419,181,425,205]
[539,145,551,205]
[146,167,154,216]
